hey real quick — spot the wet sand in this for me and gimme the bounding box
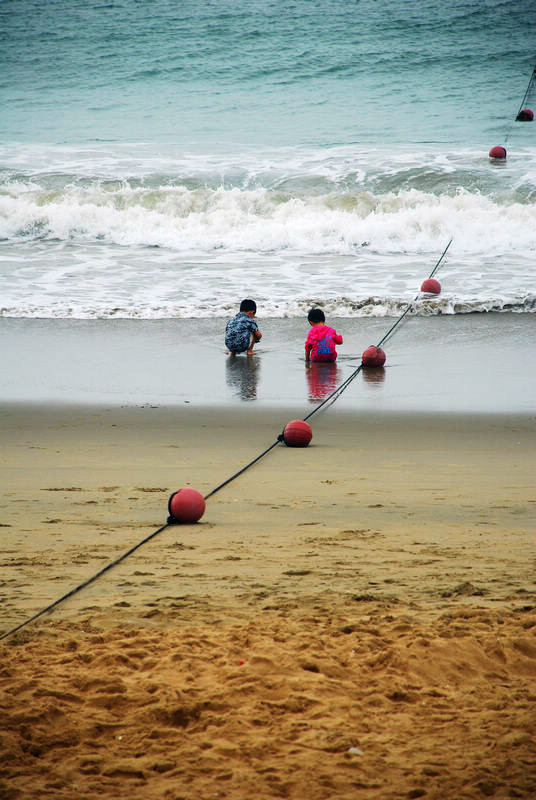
[1,402,535,799]
[1,313,535,412]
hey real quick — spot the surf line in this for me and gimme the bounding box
[0,239,452,642]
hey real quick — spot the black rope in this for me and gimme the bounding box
[505,63,536,144]
[204,439,281,500]
[1,240,453,641]
[377,236,452,349]
[0,522,169,642]
[304,363,363,421]
[515,65,536,120]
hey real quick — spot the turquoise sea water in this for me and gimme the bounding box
[2,0,536,148]
[1,0,536,318]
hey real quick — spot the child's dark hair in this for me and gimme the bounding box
[307,307,325,323]
[240,298,257,313]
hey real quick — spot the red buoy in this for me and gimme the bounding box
[516,108,534,121]
[362,346,386,367]
[489,145,507,159]
[421,278,441,294]
[168,487,206,523]
[282,419,312,447]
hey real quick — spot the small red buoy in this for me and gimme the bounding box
[282,419,312,447]
[362,346,386,367]
[489,145,507,159]
[421,278,441,294]
[516,108,534,121]
[168,487,206,523]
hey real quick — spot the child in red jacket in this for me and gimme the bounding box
[304,308,343,362]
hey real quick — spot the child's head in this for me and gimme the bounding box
[307,307,325,325]
[240,298,257,315]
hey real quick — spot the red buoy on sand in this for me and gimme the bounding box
[362,346,386,367]
[283,419,312,447]
[421,278,441,294]
[489,145,507,159]
[168,487,206,523]
[516,108,534,121]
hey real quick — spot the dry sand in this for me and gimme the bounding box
[1,402,535,799]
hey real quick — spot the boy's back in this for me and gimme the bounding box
[305,308,343,362]
[225,299,262,355]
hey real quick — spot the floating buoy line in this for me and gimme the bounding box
[0,239,453,642]
[489,63,536,160]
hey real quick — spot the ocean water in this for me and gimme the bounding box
[1,0,536,320]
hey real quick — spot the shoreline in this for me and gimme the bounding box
[1,313,535,413]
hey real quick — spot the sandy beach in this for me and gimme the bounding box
[1,382,535,799]
[3,0,536,795]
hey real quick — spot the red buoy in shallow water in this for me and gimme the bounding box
[362,346,386,367]
[489,145,507,159]
[283,419,312,447]
[516,108,534,121]
[168,487,206,523]
[421,278,441,294]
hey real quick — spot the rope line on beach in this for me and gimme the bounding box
[0,523,169,642]
[205,239,454,498]
[203,440,282,500]
[0,240,452,642]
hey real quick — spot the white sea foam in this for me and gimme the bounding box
[1,144,535,318]
[2,179,536,253]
